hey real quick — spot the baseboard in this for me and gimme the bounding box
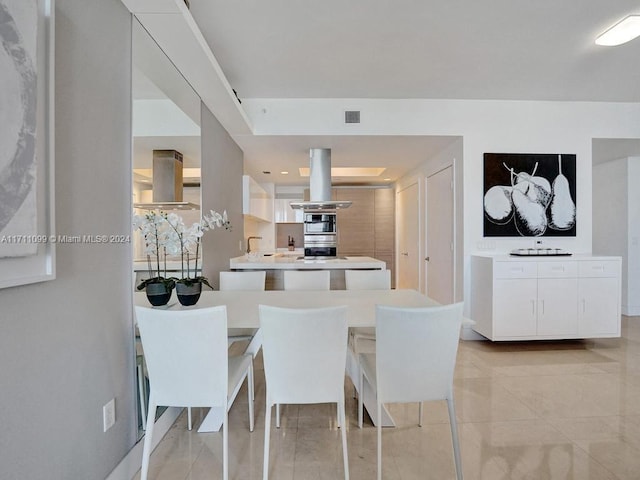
[106,407,182,480]
[623,306,640,317]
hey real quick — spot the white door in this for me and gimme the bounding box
[397,183,419,290]
[426,166,454,303]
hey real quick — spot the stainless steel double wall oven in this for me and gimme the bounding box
[303,212,337,258]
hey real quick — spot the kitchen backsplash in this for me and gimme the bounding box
[276,223,303,249]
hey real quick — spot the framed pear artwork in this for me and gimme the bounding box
[483,153,576,237]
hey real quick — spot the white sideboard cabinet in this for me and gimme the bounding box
[470,255,621,341]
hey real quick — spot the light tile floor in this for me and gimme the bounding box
[134,316,640,480]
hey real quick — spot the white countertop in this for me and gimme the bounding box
[472,253,621,262]
[133,260,201,272]
[230,253,386,270]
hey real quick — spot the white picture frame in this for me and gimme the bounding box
[0,0,55,289]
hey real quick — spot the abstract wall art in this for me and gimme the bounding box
[0,0,55,288]
[483,153,577,237]
[0,0,39,257]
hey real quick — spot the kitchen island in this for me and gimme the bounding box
[230,253,386,290]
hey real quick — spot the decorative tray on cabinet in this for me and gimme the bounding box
[509,248,572,257]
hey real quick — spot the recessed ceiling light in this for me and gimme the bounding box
[384,178,391,181]
[280,171,289,175]
[596,15,640,46]
[299,167,386,177]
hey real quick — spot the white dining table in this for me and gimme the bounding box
[135,289,440,432]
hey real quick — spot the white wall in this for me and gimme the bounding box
[593,156,640,316]
[629,159,640,316]
[593,158,629,311]
[243,98,640,311]
[0,0,136,478]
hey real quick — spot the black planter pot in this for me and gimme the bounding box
[145,282,172,306]
[176,281,202,306]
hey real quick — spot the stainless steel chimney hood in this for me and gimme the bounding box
[133,150,200,210]
[290,148,352,210]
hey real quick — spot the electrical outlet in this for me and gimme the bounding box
[103,398,116,432]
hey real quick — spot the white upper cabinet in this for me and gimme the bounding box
[242,175,273,223]
[274,199,303,223]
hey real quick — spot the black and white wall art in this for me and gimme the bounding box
[0,0,38,257]
[0,0,55,288]
[483,153,577,237]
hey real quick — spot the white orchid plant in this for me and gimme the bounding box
[164,210,231,288]
[133,210,176,291]
[133,209,231,290]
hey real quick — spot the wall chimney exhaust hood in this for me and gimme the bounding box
[133,150,200,210]
[290,148,352,210]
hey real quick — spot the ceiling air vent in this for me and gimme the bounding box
[344,110,360,124]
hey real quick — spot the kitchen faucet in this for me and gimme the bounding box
[246,236,262,254]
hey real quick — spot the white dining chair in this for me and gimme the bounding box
[134,305,255,480]
[345,269,391,355]
[259,304,350,480]
[220,270,266,348]
[279,269,331,425]
[283,269,330,290]
[344,269,391,290]
[359,302,464,480]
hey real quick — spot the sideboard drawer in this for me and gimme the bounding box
[579,261,620,278]
[494,261,537,279]
[537,261,578,278]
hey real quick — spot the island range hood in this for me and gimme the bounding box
[133,149,200,210]
[290,148,352,210]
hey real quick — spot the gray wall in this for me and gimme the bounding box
[201,104,245,286]
[593,157,640,316]
[0,1,136,479]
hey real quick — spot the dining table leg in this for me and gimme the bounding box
[345,349,395,427]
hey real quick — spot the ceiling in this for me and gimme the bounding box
[189,0,640,102]
[134,2,640,186]
[236,135,460,185]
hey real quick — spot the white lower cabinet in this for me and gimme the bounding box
[537,278,578,336]
[471,255,621,341]
[578,277,620,337]
[494,278,537,337]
